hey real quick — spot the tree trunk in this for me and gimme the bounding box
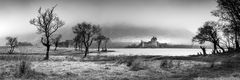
[80,44,82,51]
[102,47,104,51]
[235,30,239,50]
[44,46,50,60]
[75,45,77,51]
[74,43,78,51]
[54,46,57,51]
[213,42,218,54]
[79,43,82,51]
[12,47,15,53]
[104,42,107,51]
[200,46,207,56]
[235,39,239,50]
[79,45,81,51]
[217,44,225,53]
[9,47,14,54]
[97,41,101,52]
[83,47,89,58]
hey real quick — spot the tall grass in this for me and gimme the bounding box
[0,55,43,61]
[0,61,46,79]
[14,61,46,79]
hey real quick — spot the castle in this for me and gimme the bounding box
[139,37,167,48]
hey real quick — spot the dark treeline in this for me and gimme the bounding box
[18,42,33,46]
[193,0,240,55]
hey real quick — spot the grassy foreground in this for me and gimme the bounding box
[1,47,240,80]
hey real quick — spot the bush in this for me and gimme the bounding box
[116,56,139,66]
[0,72,10,79]
[129,58,148,71]
[160,59,173,68]
[14,61,46,79]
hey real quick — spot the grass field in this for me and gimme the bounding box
[1,46,240,80]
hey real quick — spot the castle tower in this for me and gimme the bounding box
[140,40,145,47]
[151,36,157,42]
[150,37,158,47]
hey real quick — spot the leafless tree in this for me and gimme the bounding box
[94,34,106,52]
[53,34,62,51]
[72,22,101,58]
[102,37,110,52]
[6,37,18,54]
[73,34,83,51]
[30,5,64,60]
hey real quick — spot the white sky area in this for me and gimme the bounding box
[0,0,218,45]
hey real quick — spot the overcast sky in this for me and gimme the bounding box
[0,0,218,45]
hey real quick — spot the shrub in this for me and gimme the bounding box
[116,56,139,66]
[0,72,10,79]
[129,58,148,71]
[14,61,46,79]
[160,59,173,68]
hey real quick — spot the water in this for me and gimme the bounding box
[93,48,213,56]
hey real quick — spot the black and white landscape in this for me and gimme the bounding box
[0,0,240,80]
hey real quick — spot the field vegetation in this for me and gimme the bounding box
[0,47,240,80]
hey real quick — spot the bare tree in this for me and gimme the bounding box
[30,6,64,60]
[94,34,106,52]
[192,21,222,54]
[53,34,62,51]
[73,34,83,51]
[102,37,110,52]
[6,37,18,54]
[73,36,79,51]
[72,22,101,58]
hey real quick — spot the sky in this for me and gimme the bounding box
[0,0,218,46]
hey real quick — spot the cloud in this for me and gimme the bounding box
[101,23,194,44]
[52,23,195,44]
[0,23,195,46]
